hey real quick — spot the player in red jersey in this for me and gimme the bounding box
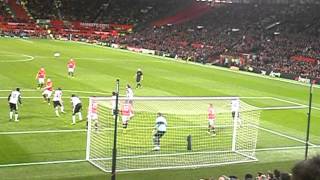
[121,101,134,129]
[88,100,99,130]
[208,103,216,136]
[67,58,76,77]
[42,79,53,105]
[35,67,46,89]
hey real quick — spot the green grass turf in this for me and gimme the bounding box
[0,37,320,179]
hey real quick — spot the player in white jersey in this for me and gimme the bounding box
[71,94,83,125]
[53,88,65,117]
[231,99,241,126]
[152,112,167,151]
[126,84,134,105]
[8,88,22,121]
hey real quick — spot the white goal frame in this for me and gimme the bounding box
[86,96,260,172]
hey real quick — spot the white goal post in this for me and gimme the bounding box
[86,96,260,172]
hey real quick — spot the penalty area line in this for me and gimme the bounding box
[0,89,110,95]
[0,159,86,168]
[0,129,86,135]
[254,145,320,152]
[256,105,307,111]
[0,96,92,99]
[251,124,316,146]
[240,97,272,99]
[271,97,320,111]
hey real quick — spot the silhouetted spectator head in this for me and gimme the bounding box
[229,175,238,180]
[218,175,229,180]
[280,173,291,180]
[292,155,320,180]
[274,169,281,179]
[244,173,253,180]
[261,174,267,180]
[267,172,274,180]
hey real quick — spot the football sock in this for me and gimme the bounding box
[14,114,19,121]
[9,112,13,120]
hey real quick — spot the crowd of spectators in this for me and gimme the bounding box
[95,0,192,26]
[24,0,106,21]
[0,1,11,21]
[199,155,320,180]
[23,0,191,25]
[105,3,320,80]
[201,169,291,180]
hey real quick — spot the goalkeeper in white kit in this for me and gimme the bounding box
[231,99,241,126]
[152,112,167,151]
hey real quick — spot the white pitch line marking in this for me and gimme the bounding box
[0,97,92,99]
[0,89,109,94]
[253,145,320,152]
[0,129,86,135]
[33,55,114,61]
[0,54,34,62]
[272,97,320,111]
[256,106,307,110]
[63,90,110,94]
[0,159,86,168]
[17,38,34,44]
[251,124,316,146]
[240,97,272,99]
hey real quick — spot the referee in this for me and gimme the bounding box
[135,68,143,88]
[152,112,167,151]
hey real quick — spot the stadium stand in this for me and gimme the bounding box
[105,3,320,82]
[25,0,190,24]
[152,1,212,26]
[25,0,57,20]
[5,0,31,22]
[0,0,13,21]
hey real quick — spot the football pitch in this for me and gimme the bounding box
[0,37,320,180]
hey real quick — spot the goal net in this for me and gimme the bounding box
[86,96,260,172]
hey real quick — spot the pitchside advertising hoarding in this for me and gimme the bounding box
[37,19,133,32]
